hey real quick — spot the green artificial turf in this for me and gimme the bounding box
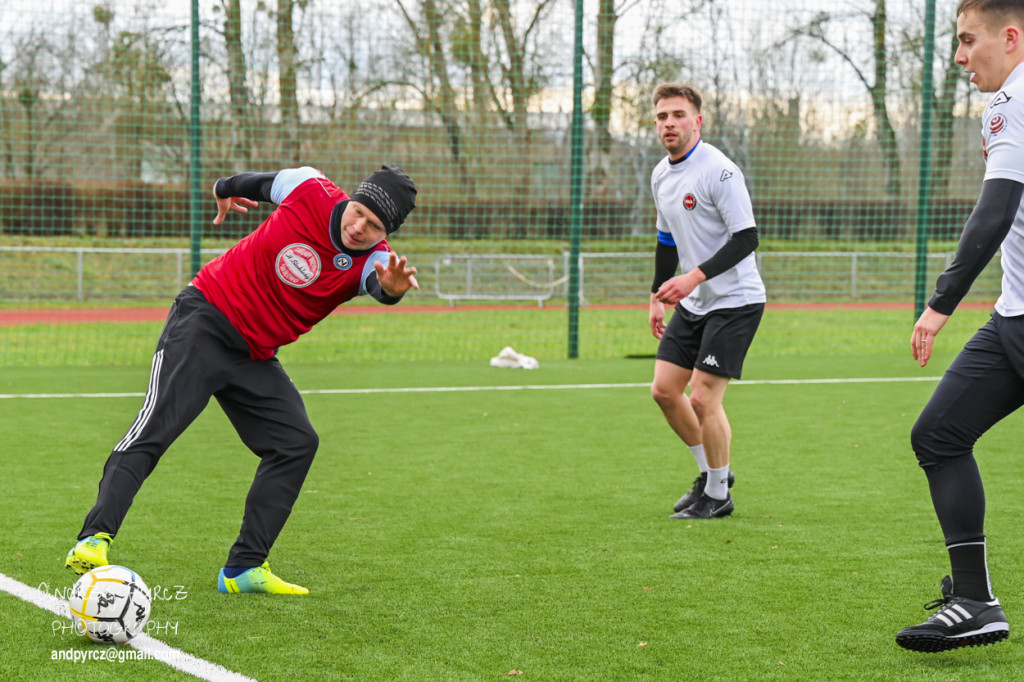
[3,357,1024,680]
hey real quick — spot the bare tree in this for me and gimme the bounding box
[220,0,251,172]
[395,0,475,194]
[490,0,558,134]
[587,0,641,198]
[302,2,381,120]
[894,7,965,196]
[0,57,11,177]
[931,23,963,195]
[94,30,175,181]
[451,0,490,117]
[3,22,84,179]
[277,0,301,166]
[789,1,902,197]
[486,0,560,202]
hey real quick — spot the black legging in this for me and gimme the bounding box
[78,287,319,567]
[912,313,1024,543]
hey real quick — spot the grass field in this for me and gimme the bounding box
[4,352,1024,681]
[0,303,1002,366]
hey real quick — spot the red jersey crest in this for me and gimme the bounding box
[276,244,321,288]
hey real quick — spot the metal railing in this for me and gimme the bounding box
[1,245,226,301]
[1,245,970,305]
[435,254,560,307]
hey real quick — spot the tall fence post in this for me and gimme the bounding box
[189,0,203,277]
[914,0,937,319]
[567,0,585,359]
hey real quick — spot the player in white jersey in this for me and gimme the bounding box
[647,83,766,520]
[895,0,1024,653]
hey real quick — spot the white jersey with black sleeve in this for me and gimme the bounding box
[651,140,766,315]
[983,62,1024,317]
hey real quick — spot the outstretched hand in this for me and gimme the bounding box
[375,252,419,297]
[212,184,259,225]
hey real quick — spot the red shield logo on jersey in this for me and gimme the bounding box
[277,244,321,288]
[683,194,697,210]
[990,115,1007,136]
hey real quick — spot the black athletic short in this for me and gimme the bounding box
[656,302,764,379]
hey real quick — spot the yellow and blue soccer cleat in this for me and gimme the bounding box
[217,562,309,595]
[65,533,113,575]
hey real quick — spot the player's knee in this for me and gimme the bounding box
[650,382,676,409]
[688,390,718,420]
[911,415,970,467]
[910,417,937,466]
[293,428,319,461]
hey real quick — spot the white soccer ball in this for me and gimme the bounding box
[68,565,151,644]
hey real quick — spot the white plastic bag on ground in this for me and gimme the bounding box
[489,346,539,369]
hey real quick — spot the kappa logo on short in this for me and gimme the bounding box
[276,243,321,288]
[702,354,720,368]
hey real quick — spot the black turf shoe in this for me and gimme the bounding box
[896,575,1009,652]
[671,493,734,519]
[673,471,735,513]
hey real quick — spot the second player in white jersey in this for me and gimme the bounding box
[647,82,766,521]
[651,140,766,315]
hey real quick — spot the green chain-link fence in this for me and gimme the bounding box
[0,0,996,366]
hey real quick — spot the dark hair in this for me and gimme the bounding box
[652,83,703,112]
[957,0,1024,26]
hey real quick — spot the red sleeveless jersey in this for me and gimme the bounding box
[193,174,389,360]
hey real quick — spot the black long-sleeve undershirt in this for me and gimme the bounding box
[929,178,1024,315]
[699,227,759,280]
[214,172,280,204]
[651,241,680,293]
[651,227,759,293]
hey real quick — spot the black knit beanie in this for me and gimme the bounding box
[351,165,417,234]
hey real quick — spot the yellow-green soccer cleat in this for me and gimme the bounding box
[217,562,309,595]
[64,533,113,575]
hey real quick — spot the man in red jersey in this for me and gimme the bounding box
[65,165,418,594]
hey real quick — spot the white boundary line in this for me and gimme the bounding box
[0,571,256,681]
[0,376,941,400]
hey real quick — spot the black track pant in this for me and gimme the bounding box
[911,312,1024,545]
[79,287,319,567]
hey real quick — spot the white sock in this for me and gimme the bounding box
[688,444,708,472]
[704,464,730,500]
